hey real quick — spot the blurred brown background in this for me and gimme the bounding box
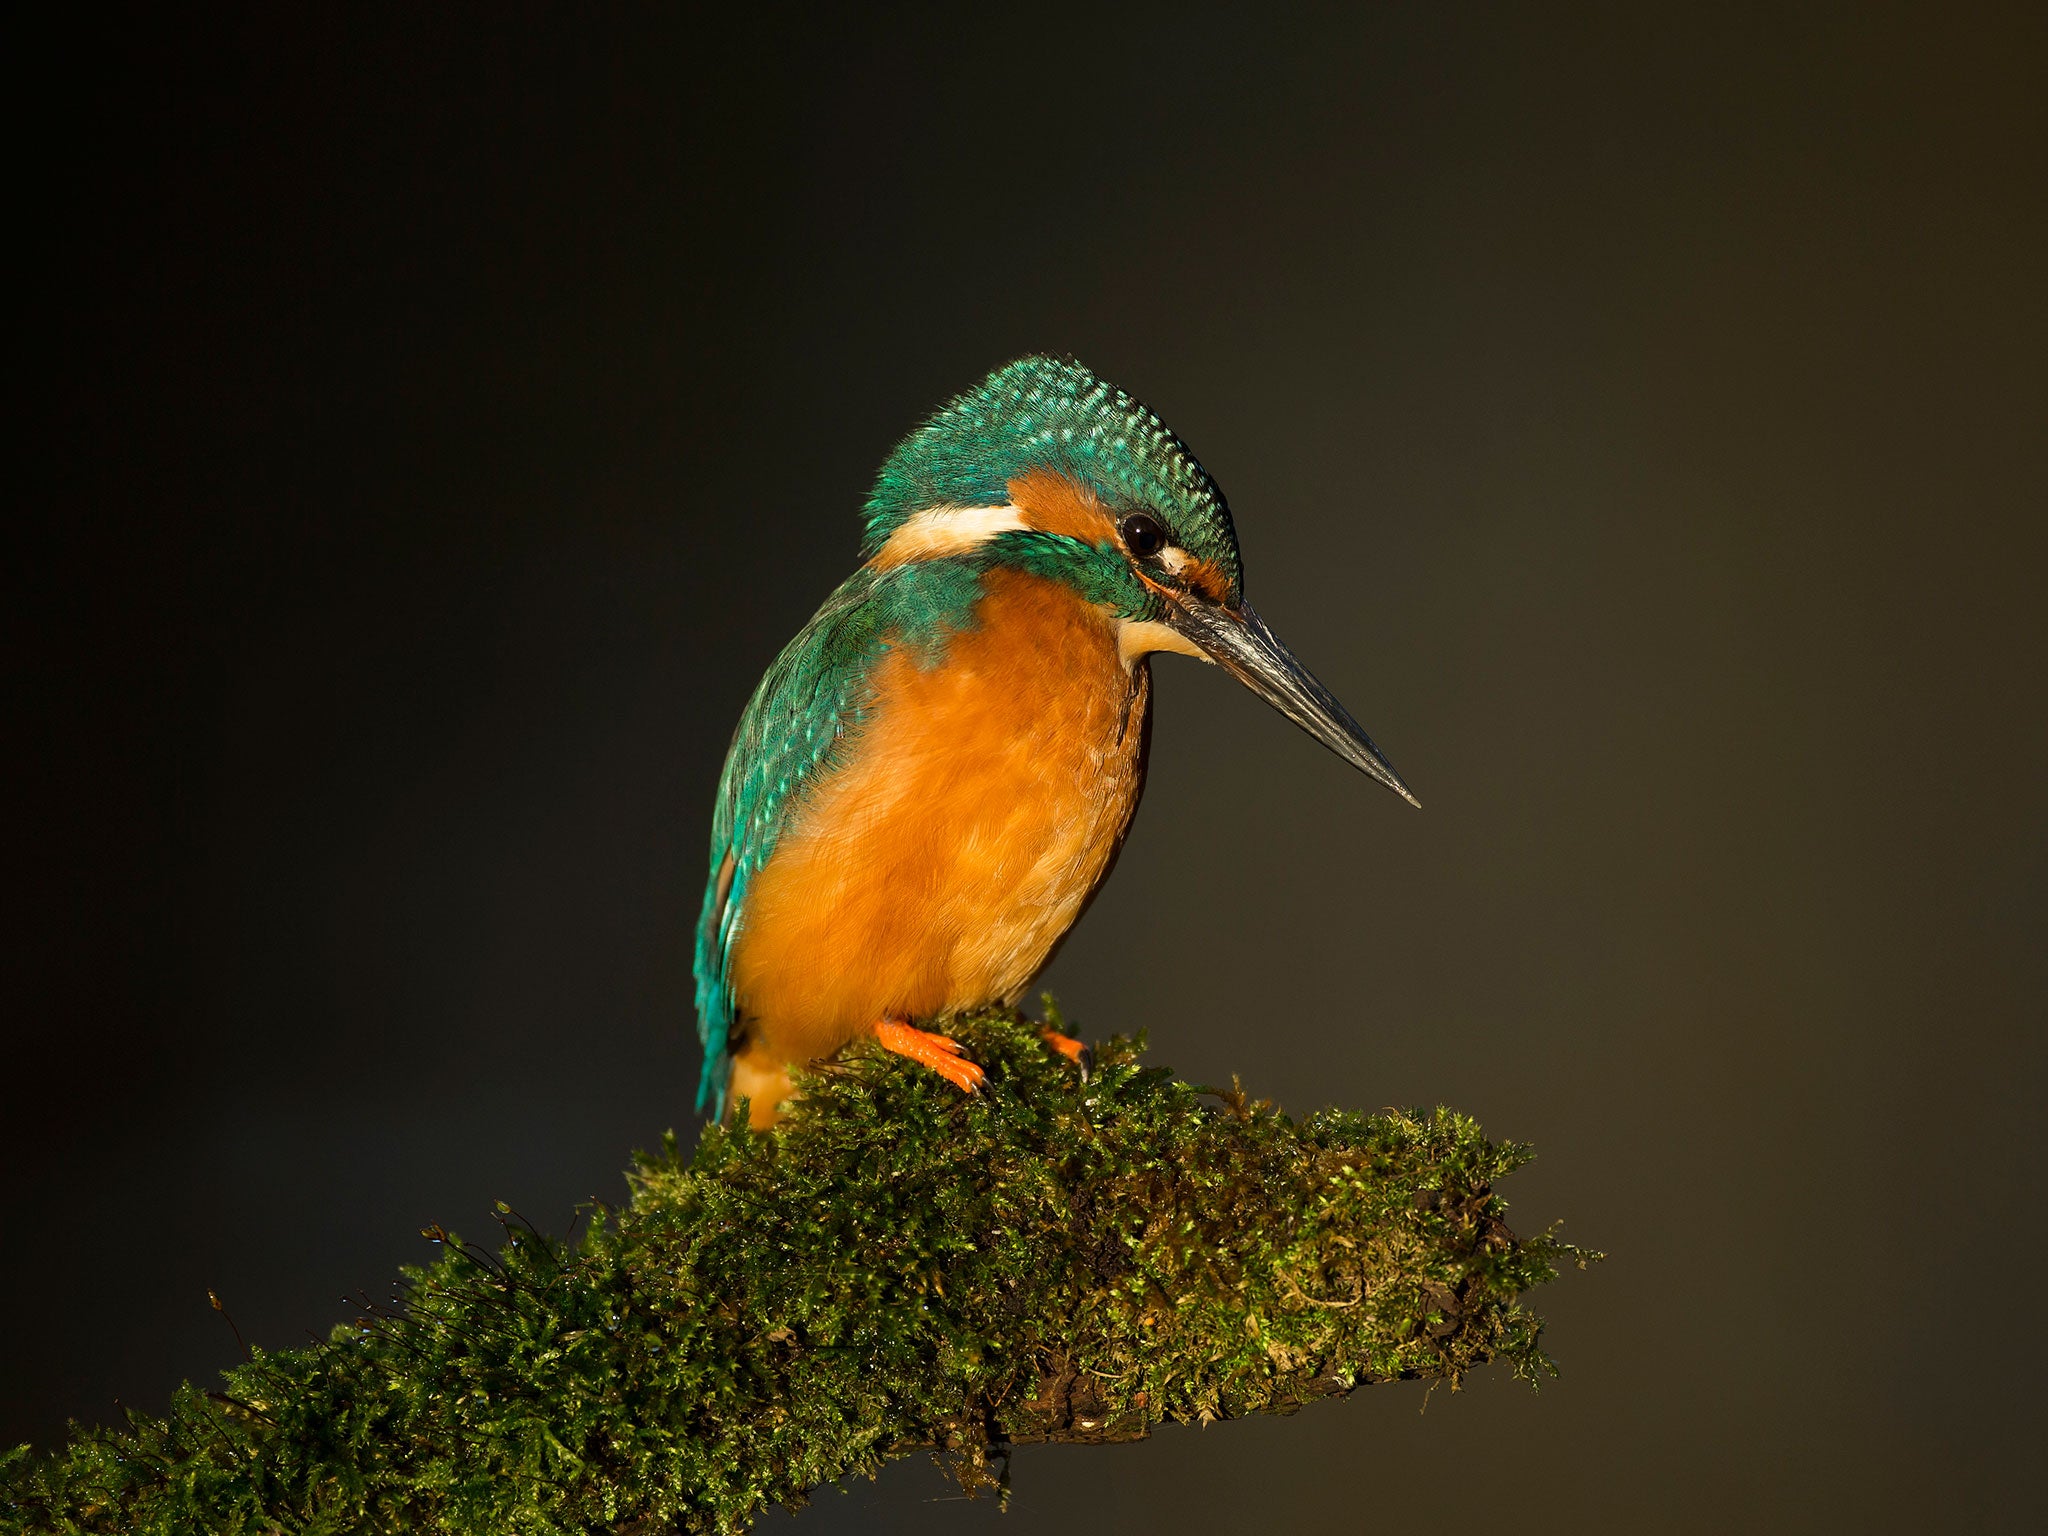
[8,4,2045,1529]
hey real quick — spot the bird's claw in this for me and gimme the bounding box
[1040,1027,1093,1082]
[873,1020,986,1094]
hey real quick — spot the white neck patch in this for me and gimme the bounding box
[870,504,1028,568]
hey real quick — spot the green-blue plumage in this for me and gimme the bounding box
[694,356,1236,1114]
[862,355,1240,593]
[692,560,983,1111]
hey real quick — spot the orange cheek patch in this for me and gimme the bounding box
[1007,470,1118,544]
[1010,470,1234,605]
[1178,558,1233,605]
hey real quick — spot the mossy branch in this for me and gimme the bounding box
[2,1009,1594,1535]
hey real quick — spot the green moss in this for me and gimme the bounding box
[2,1009,1595,1534]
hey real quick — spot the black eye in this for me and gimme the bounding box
[1119,512,1166,558]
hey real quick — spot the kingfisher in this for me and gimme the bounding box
[694,357,1417,1127]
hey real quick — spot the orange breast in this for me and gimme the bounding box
[727,567,1150,1073]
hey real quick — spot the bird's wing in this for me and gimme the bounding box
[692,560,982,1114]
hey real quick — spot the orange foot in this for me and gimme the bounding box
[874,1020,986,1095]
[1040,1027,1093,1079]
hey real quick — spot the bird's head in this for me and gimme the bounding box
[863,356,1417,806]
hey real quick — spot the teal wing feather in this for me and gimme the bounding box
[692,559,984,1115]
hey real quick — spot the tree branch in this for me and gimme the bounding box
[1,1009,1594,1534]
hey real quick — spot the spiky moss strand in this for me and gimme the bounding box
[1,1010,1597,1535]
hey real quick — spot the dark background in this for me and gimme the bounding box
[9,4,2045,1530]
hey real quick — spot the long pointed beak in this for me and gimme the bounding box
[1168,598,1420,807]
